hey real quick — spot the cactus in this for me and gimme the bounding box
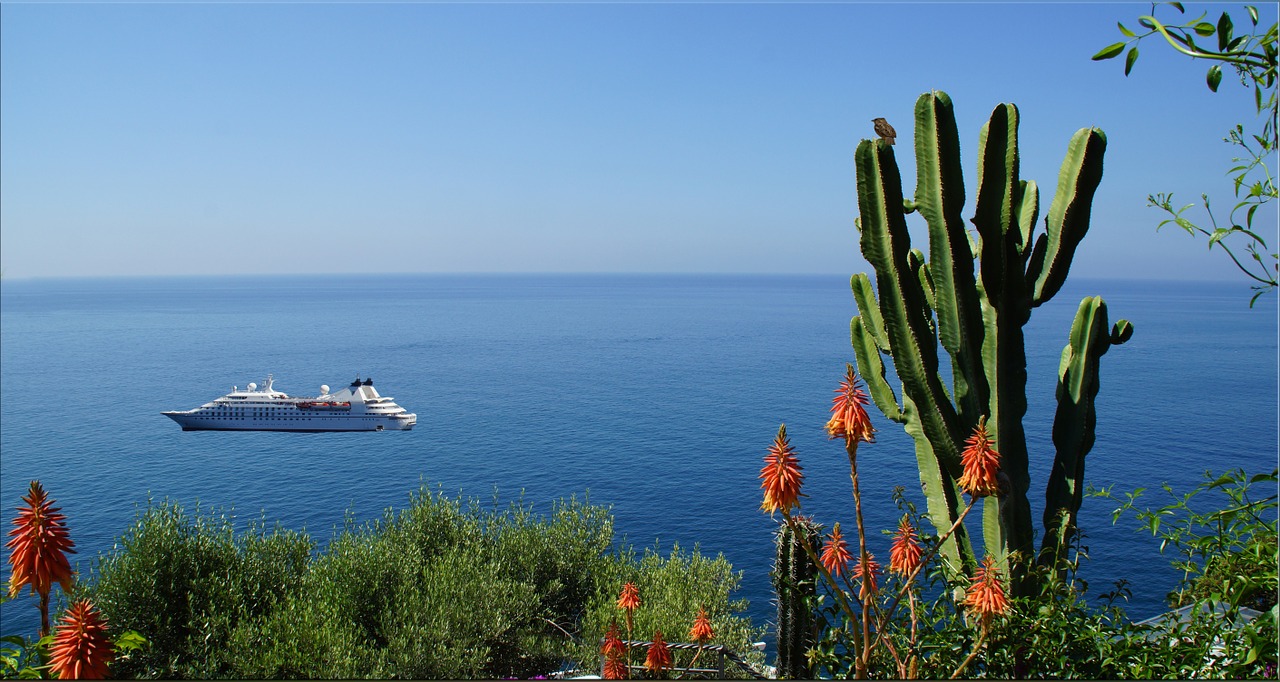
[772,519,820,679]
[850,91,1131,593]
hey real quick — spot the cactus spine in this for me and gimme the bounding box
[850,91,1131,593]
[772,519,820,679]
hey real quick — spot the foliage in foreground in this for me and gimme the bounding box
[788,469,1277,679]
[79,487,763,679]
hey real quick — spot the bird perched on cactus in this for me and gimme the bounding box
[872,117,896,145]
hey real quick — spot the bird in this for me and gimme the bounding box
[872,117,896,145]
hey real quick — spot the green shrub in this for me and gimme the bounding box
[81,500,312,678]
[82,486,757,679]
[573,543,767,678]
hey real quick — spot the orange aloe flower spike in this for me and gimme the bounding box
[825,365,876,444]
[819,522,853,578]
[689,606,714,644]
[616,581,641,611]
[48,600,113,680]
[644,629,672,675]
[601,620,629,679]
[759,424,804,513]
[602,620,627,658]
[964,555,1010,626]
[6,481,76,600]
[603,657,630,680]
[958,417,1001,498]
[889,517,924,577]
[850,553,882,600]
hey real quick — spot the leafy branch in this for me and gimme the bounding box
[1095,2,1278,305]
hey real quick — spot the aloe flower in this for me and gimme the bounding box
[644,630,672,675]
[889,517,923,577]
[6,481,76,635]
[958,418,1001,498]
[688,606,714,644]
[851,553,882,600]
[759,425,804,513]
[602,621,629,679]
[819,522,853,578]
[825,365,876,444]
[964,555,1010,626]
[49,600,113,680]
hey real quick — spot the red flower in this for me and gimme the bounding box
[689,606,714,644]
[889,517,923,577]
[759,425,804,513]
[617,582,641,611]
[964,555,1010,626]
[825,365,876,444]
[819,522,853,578]
[602,620,629,679]
[851,553,882,600]
[603,657,630,680]
[6,481,76,599]
[958,418,1001,498]
[645,629,672,675]
[602,621,626,658]
[48,600,113,680]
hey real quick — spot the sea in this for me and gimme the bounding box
[1,273,1276,650]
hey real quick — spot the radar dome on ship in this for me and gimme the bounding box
[247,382,257,391]
[320,385,330,395]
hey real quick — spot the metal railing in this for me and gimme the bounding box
[598,639,768,679]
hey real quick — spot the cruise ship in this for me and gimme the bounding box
[162,375,416,432]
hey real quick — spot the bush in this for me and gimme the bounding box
[82,486,759,679]
[81,500,312,678]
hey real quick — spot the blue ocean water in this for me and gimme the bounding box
[1,274,1276,648]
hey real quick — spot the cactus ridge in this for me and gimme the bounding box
[850,91,1130,593]
[772,520,821,679]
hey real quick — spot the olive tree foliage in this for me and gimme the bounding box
[1095,2,1278,305]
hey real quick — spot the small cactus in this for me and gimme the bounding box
[772,519,821,679]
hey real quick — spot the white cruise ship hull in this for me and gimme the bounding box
[162,412,415,432]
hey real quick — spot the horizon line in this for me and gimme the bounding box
[0,270,1254,285]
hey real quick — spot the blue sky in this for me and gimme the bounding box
[2,2,1275,281]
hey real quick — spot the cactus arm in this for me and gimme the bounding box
[1017,180,1040,265]
[913,91,990,424]
[970,105,1039,580]
[903,394,975,573]
[1029,128,1108,306]
[972,103,1022,308]
[850,274,890,354]
[1039,297,1133,564]
[851,316,904,423]
[855,138,964,465]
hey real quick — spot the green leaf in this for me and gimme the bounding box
[1169,1,1184,12]
[1139,17,1156,29]
[1194,21,1216,36]
[1118,22,1136,37]
[1246,5,1259,26]
[1217,12,1234,51]
[1125,47,1140,75]
[1092,42,1126,60]
[1207,64,1223,91]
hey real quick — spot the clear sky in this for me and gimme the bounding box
[2,2,1275,281]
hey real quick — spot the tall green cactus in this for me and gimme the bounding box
[772,519,820,679]
[850,91,1132,593]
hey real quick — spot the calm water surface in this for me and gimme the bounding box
[1,274,1275,646]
